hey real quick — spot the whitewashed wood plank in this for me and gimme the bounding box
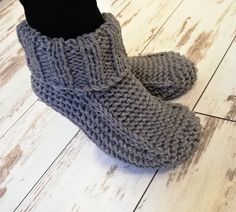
[0,0,38,137]
[194,39,236,121]
[98,0,184,55]
[0,0,24,43]
[0,65,37,138]
[15,131,155,212]
[135,115,236,212]
[0,0,25,88]
[0,101,78,212]
[142,0,236,108]
[0,0,14,9]
[97,0,128,12]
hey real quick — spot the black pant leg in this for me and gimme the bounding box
[19,0,104,39]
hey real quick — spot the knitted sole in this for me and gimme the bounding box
[130,52,197,100]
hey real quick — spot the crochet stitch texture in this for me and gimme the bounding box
[17,13,201,168]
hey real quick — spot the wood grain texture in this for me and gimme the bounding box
[142,0,236,108]
[0,66,37,138]
[195,39,236,121]
[135,115,236,212]
[15,132,155,212]
[0,101,78,212]
[0,0,37,137]
[98,0,184,55]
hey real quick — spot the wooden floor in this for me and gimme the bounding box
[1,0,236,211]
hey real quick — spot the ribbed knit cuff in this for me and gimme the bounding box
[17,13,129,91]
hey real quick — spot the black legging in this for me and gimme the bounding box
[19,0,104,39]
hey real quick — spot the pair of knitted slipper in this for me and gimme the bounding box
[17,13,201,168]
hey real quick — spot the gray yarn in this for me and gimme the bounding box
[130,52,197,100]
[17,13,201,168]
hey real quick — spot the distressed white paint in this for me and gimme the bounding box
[15,132,155,212]
[0,101,78,212]
[195,39,236,121]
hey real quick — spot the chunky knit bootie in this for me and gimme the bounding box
[17,13,201,168]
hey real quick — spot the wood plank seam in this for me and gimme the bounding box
[139,0,184,55]
[0,100,38,140]
[12,130,80,212]
[132,169,158,212]
[192,34,236,111]
[195,111,236,123]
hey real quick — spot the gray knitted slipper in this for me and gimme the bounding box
[130,52,197,100]
[17,13,201,168]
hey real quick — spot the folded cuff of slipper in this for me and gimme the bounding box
[17,13,129,91]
